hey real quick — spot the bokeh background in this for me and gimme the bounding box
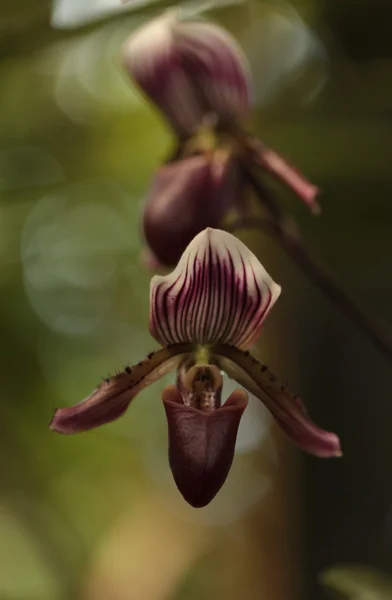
[1,1,392,599]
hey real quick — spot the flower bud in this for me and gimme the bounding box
[122,11,251,136]
[142,152,242,267]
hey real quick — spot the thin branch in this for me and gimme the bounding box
[233,166,392,364]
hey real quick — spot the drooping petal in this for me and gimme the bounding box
[162,384,248,507]
[150,228,281,349]
[121,11,251,135]
[50,344,191,434]
[214,343,341,457]
[143,153,240,268]
[246,139,321,214]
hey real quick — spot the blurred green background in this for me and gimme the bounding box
[1,1,392,599]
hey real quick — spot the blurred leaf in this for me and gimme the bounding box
[320,564,392,600]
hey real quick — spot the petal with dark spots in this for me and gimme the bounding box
[50,344,192,434]
[163,385,248,507]
[214,343,341,458]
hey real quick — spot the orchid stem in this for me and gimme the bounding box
[233,167,392,364]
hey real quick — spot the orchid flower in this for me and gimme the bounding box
[50,228,341,508]
[121,10,319,268]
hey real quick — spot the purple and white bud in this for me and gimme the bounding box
[142,152,242,267]
[121,10,251,136]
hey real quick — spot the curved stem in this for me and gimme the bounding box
[233,167,392,364]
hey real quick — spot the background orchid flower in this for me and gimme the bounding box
[121,10,320,269]
[51,228,341,508]
[122,9,252,136]
[143,151,243,267]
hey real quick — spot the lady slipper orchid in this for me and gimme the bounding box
[50,228,341,507]
[122,11,320,269]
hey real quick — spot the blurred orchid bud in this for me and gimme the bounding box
[123,11,320,273]
[121,10,251,136]
[142,151,242,267]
